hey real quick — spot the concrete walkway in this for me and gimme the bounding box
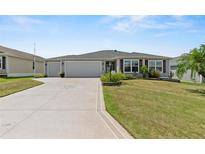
[0,78,132,139]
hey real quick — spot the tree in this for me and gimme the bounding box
[176,44,205,79]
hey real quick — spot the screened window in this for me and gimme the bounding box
[148,60,155,71]
[156,60,163,72]
[124,59,139,73]
[124,60,131,72]
[148,60,163,72]
[132,60,139,72]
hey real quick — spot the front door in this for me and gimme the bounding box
[105,61,116,73]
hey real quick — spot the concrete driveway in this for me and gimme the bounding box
[0,78,131,139]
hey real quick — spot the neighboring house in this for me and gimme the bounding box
[46,50,170,77]
[0,45,45,77]
[169,57,204,83]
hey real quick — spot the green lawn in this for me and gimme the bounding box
[0,77,43,97]
[103,79,205,138]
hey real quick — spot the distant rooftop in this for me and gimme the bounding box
[0,45,45,61]
[47,50,170,61]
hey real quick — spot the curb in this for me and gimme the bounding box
[97,80,133,139]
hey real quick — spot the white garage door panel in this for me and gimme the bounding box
[65,61,102,77]
[47,62,60,77]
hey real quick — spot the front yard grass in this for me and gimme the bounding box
[0,77,43,97]
[103,79,205,138]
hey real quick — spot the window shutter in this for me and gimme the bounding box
[145,60,148,68]
[2,57,6,69]
[33,61,35,70]
[120,59,123,72]
[163,60,166,73]
[139,59,143,72]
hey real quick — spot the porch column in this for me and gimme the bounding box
[104,61,106,73]
[116,59,120,73]
[142,59,145,65]
[44,61,46,75]
[60,60,63,73]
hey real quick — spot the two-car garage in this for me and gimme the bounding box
[46,61,103,77]
[64,61,102,77]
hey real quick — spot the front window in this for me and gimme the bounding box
[156,60,163,72]
[132,60,139,73]
[124,60,131,72]
[124,59,139,73]
[148,60,163,72]
[148,60,155,71]
[0,57,2,69]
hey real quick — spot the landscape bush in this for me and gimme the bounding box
[101,73,126,82]
[140,65,149,78]
[124,74,136,80]
[148,69,160,78]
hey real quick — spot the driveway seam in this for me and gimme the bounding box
[0,88,61,138]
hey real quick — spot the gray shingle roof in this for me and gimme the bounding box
[47,50,170,61]
[0,45,45,62]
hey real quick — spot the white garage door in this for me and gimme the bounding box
[65,61,102,77]
[47,62,60,77]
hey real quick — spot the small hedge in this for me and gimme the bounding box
[123,74,137,80]
[148,70,160,78]
[101,73,127,82]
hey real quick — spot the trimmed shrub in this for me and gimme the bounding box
[124,74,136,80]
[140,65,149,78]
[101,73,126,82]
[101,73,111,82]
[149,69,160,78]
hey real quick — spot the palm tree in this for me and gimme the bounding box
[176,44,205,79]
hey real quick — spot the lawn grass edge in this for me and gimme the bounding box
[103,86,136,138]
[0,80,44,98]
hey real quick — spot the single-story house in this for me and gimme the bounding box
[169,57,205,83]
[0,45,45,77]
[46,50,171,77]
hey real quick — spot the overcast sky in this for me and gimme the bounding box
[0,15,205,58]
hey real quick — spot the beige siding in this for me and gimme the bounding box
[35,61,45,74]
[8,56,44,74]
[8,56,33,73]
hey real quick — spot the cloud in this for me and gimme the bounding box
[100,15,126,24]
[0,16,45,32]
[104,15,195,32]
[112,22,130,32]
[11,16,45,28]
